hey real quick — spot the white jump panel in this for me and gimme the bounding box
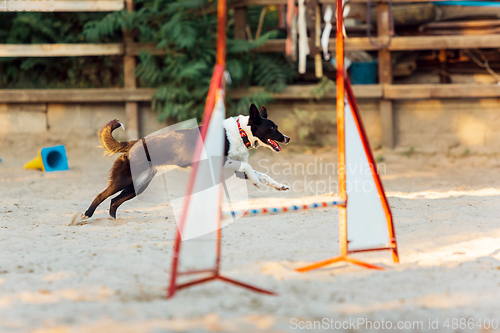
[344,100,390,251]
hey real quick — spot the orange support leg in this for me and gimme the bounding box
[391,248,400,263]
[295,256,384,273]
[168,274,276,298]
[217,275,276,295]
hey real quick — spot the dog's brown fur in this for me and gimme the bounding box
[83,106,290,220]
[84,119,200,219]
[98,119,137,156]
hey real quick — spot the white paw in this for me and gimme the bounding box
[276,184,289,191]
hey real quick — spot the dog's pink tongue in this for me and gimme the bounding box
[269,139,281,151]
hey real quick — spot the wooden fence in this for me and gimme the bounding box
[3,0,500,145]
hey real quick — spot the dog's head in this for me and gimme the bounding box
[247,103,290,152]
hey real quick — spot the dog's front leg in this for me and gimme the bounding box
[253,170,289,191]
[224,160,262,188]
[224,160,289,191]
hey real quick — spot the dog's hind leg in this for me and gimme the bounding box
[109,184,136,219]
[83,154,133,219]
[84,181,129,219]
[109,169,156,218]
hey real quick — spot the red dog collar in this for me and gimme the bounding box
[236,118,252,148]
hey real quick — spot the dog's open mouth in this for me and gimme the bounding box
[267,139,281,152]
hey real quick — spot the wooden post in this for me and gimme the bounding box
[123,0,140,140]
[314,4,323,78]
[438,49,451,84]
[377,3,394,149]
[234,7,247,40]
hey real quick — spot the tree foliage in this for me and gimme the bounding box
[0,1,296,121]
[83,0,296,121]
[311,76,334,100]
[0,13,122,88]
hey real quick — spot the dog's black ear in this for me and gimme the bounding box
[260,106,268,119]
[248,103,261,125]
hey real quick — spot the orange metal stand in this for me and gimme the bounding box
[295,0,399,273]
[167,0,275,298]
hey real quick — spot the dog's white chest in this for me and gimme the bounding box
[229,145,249,162]
[223,117,250,163]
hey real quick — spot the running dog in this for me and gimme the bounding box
[79,103,290,220]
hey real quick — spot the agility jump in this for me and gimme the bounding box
[167,0,399,298]
[221,199,345,221]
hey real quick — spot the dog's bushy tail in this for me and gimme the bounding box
[98,119,137,156]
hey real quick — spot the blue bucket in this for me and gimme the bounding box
[349,60,378,85]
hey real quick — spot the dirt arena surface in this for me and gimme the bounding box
[1,139,500,332]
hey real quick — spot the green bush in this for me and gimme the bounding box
[0,13,122,88]
[0,1,296,122]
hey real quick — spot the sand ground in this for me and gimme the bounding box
[1,139,500,333]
